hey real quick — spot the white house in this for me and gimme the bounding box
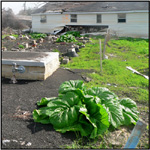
[31,2,148,38]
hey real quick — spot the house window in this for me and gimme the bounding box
[118,14,126,23]
[97,14,101,23]
[70,14,77,22]
[40,15,46,23]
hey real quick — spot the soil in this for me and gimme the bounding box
[2,68,84,149]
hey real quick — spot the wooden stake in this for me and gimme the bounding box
[103,35,107,60]
[99,39,102,73]
[103,29,111,60]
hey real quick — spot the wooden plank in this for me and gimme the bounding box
[124,120,147,148]
[126,66,149,79]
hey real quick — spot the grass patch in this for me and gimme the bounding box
[60,134,113,149]
[2,34,19,39]
[61,36,149,105]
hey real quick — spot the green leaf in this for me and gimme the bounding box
[83,95,101,115]
[37,97,57,106]
[86,87,124,128]
[58,80,85,97]
[55,123,89,137]
[78,114,96,137]
[48,92,82,129]
[80,97,109,138]
[119,98,137,109]
[119,98,139,125]
[94,104,109,136]
[102,100,124,128]
[33,107,52,124]
[86,87,118,102]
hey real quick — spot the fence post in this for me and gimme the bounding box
[99,39,102,73]
[103,34,107,60]
[103,29,111,60]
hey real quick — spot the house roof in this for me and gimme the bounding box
[32,2,93,14]
[65,2,148,12]
[16,15,32,21]
[32,2,148,15]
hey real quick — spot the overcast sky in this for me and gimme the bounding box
[2,2,45,14]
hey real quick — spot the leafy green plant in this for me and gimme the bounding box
[65,31,81,37]
[29,33,47,39]
[18,44,24,49]
[56,34,77,43]
[76,42,83,46]
[33,80,139,139]
[52,49,59,52]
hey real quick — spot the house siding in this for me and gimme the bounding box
[32,14,64,33]
[32,12,148,38]
[109,12,148,37]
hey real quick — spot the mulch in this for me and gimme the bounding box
[2,68,85,149]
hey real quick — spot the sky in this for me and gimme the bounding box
[2,2,45,14]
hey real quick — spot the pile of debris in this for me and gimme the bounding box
[2,32,92,66]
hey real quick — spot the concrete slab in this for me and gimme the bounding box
[2,51,60,80]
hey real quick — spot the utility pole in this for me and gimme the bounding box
[23,2,26,13]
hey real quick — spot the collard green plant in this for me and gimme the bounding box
[33,80,139,138]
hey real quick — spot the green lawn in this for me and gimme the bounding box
[61,35,149,104]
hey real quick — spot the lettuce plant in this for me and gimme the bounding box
[33,80,139,138]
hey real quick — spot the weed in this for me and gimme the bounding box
[52,49,59,52]
[76,42,83,46]
[18,44,24,49]
[28,33,47,39]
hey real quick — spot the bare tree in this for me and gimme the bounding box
[2,8,26,30]
[23,2,26,12]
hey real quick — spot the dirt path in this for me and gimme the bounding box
[2,68,83,149]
